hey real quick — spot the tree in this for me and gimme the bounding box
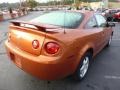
[109,0,117,2]
[27,0,38,8]
[79,0,101,2]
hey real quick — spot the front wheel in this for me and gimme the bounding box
[106,35,112,47]
[73,52,92,81]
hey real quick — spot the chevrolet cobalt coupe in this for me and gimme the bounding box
[5,11,115,81]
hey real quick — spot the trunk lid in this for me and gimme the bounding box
[9,21,60,56]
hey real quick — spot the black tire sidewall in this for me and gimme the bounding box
[74,52,92,81]
[106,35,112,47]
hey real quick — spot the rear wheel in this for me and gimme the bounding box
[73,52,92,81]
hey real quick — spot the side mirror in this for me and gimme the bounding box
[107,22,115,27]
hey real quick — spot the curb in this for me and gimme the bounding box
[0,11,28,22]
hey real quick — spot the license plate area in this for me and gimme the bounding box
[10,52,22,68]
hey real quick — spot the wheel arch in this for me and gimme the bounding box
[86,48,93,57]
[73,44,94,73]
[78,43,94,59]
[73,46,94,80]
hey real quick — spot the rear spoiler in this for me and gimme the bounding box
[10,20,60,32]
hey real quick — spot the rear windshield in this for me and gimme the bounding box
[30,11,83,29]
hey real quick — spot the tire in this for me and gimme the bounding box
[106,35,112,47]
[73,52,92,81]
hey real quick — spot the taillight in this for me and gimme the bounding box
[32,40,39,49]
[44,42,60,54]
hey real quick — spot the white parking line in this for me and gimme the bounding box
[104,75,120,80]
[112,39,120,41]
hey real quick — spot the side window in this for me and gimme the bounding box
[95,14,107,27]
[85,17,97,28]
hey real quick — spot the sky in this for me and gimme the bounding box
[0,0,50,3]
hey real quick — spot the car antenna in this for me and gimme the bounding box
[63,1,66,34]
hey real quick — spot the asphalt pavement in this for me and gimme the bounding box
[0,11,120,90]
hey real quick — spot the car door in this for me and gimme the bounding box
[95,14,112,47]
[85,16,104,53]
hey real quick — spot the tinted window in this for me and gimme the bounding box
[85,17,97,28]
[30,11,83,29]
[95,14,107,27]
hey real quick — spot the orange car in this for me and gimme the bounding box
[5,11,115,81]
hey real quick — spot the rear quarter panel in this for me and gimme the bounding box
[40,28,102,74]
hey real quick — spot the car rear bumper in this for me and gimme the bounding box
[5,40,77,80]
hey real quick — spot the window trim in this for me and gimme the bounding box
[84,15,98,29]
[94,14,107,28]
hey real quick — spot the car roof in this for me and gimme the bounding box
[63,10,94,17]
[63,10,95,28]
[66,10,94,14]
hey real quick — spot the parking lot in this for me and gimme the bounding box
[0,11,120,90]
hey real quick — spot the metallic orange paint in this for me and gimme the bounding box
[5,11,113,80]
